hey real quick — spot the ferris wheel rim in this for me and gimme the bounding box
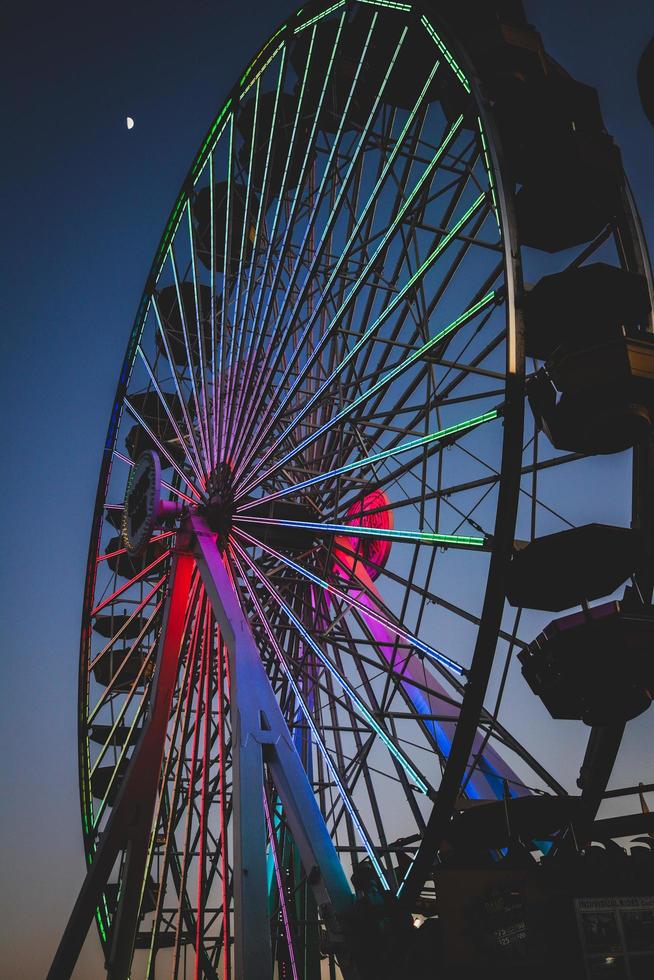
[74,1,654,974]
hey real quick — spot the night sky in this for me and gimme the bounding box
[2,2,653,976]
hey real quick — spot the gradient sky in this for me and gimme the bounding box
[2,1,653,977]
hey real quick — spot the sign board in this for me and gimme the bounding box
[575,896,654,980]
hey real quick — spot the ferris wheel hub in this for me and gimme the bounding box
[204,461,236,543]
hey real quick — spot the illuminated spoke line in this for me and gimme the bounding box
[328,539,527,665]
[223,79,261,460]
[327,323,504,511]
[246,579,422,824]
[145,585,208,977]
[230,549,391,888]
[231,11,379,459]
[276,127,481,478]
[334,127,487,442]
[123,396,204,500]
[316,621,460,714]
[136,345,206,490]
[211,623,232,973]
[186,200,213,467]
[321,179,490,445]
[236,54,285,330]
[152,294,207,481]
[236,185,485,500]
[238,407,499,509]
[335,637,463,722]
[112,450,198,506]
[188,105,232,469]
[355,206,497,436]
[234,515,486,550]
[91,550,171,617]
[230,85,438,475]
[89,575,165,674]
[364,384,505,422]
[169,245,211,471]
[230,14,354,461]
[231,538,429,795]
[271,599,387,860]
[231,19,417,466]
[233,526,465,680]
[167,668,231,932]
[88,596,165,725]
[195,605,213,974]
[232,114,468,488]
[89,575,202,831]
[256,290,497,490]
[88,571,199,727]
[312,594,434,850]
[325,197,483,484]
[250,97,434,475]
[265,435,442,529]
[325,546,564,796]
[426,294,506,407]
[226,53,287,461]
[317,133,450,487]
[228,21,326,460]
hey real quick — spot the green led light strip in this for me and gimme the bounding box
[240,23,286,86]
[320,291,497,435]
[295,0,346,33]
[240,42,285,99]
[477,117,500,228]
[421,14,470,92]
[241,407,500,507]
[358,0,412,10]
[191,98,232,180]
[235,516,486,548]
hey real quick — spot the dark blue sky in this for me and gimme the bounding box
[1,2,653,976]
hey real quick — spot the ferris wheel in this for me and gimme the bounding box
[49,2,654,978]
